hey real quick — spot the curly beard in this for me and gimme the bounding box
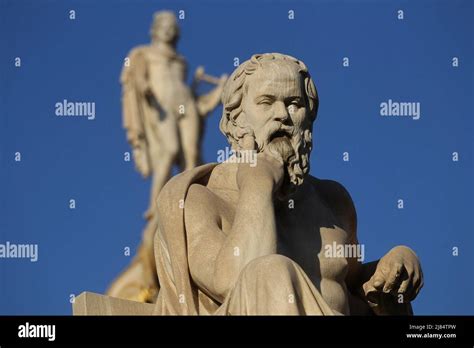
[257,123,312,198]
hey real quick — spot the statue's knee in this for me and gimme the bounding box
[237,255,299,306]
[243,254,296,279]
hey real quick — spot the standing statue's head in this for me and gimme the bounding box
[150,11,180,45]
[220,53,319,190]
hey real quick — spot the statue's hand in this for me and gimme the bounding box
[236,134,284,193]
[363,246,423,302]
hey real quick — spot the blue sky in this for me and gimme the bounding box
[0,0,472,314]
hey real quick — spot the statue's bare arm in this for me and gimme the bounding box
[184,184,225,300]
[317,179,423,308]
[312,179,368,289]
[185,156,284,301]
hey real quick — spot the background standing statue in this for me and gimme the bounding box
[107,10,227,302]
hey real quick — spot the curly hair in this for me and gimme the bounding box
[219,53,319,151]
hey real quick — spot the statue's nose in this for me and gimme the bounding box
[272,101,289,123]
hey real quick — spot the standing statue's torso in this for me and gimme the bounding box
[144,45,193,113]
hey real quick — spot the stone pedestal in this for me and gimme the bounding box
[73,292,155,315]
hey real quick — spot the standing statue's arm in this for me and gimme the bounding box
[195,74,228,117]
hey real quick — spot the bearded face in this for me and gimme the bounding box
[239,61,313,195]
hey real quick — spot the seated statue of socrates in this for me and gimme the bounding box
[152,53,424,315]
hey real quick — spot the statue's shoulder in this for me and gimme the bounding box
[120,45,150,83]
[131,45,184,63]
[155,164,218,226]
[307,176,357,232]
[309,176,352,201]
[157,163,218,207]
[127,45,150,58]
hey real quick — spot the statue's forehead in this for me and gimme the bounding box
[246,62,303,97]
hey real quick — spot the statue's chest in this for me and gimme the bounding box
[275,200,350,282]
[145,52,186,79]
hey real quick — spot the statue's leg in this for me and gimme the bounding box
[147,111,180,219]
[216,254,335,315]
[178,101,200,171]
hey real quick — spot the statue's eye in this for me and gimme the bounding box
[289,98,303,106]
[257,98,273,105]
[256,95,275,105]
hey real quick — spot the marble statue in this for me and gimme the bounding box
[151,53,424,315]
[74,52,423,315]
[106,10,227,303]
